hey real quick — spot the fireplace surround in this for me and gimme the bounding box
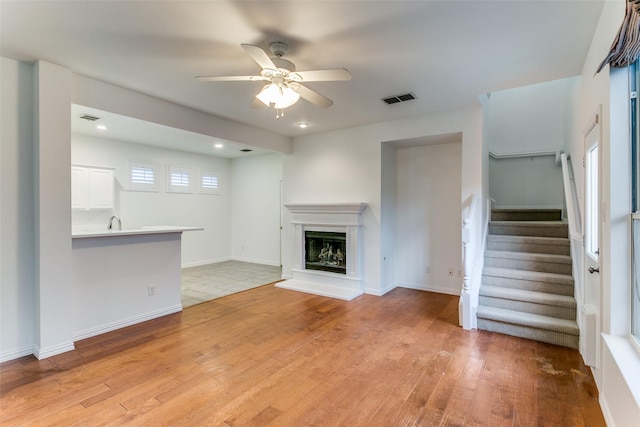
[278,203,368,300]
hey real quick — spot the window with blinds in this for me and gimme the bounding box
[168,166,192,193]
[129,161,158,191]
[200,169,220,195]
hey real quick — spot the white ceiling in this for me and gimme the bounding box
[1,0,606,152]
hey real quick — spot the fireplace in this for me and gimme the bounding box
[305,231,347,274]
[278,203,368,300]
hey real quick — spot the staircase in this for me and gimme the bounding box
[476,208,579,349]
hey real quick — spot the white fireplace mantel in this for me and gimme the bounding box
[278,202,368,300]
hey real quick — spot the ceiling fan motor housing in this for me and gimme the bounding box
[269,41,288,57]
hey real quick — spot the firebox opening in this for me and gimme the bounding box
[304,231,347,275]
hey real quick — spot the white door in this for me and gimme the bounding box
[583,114,601,368]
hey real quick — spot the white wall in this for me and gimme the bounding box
[230,153,283,266]
[572,0,640,424]
[72,134,232,267]
[380,143,397,291]
[394,142,462,294]
[1,58,292,362]
[487,77,578,155]
[283,107,483,296]
[1,57,36,361]
[489,155,564,209]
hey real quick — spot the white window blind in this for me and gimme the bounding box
[129,161,158,191]
[168,166,192,193]
[200,169,221,194]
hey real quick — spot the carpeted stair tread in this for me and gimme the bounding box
[490,220,567,227]
[485,250,571,264]
[480,285,576,308]
[482,267,574,285]
[487,235,569,246]
[476,306,579,336]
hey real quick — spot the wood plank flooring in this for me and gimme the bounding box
[0,285,605,426]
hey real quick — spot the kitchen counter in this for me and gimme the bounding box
[71,225,202,341]
[72,225,203,239]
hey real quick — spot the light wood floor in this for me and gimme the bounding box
[0,285,605,426]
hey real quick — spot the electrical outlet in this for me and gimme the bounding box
[448,269,454,277]
[425,266,430,274]
[148,285,156,296]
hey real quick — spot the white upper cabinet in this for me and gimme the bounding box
[72,165,114,210]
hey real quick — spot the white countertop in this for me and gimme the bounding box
[72,226,203,239]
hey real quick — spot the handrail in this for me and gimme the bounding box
[560,153,582,239]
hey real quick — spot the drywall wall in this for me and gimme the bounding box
[230,153,283,266]
[72,134,232,267]
[283,107,482,295]
[489,155,563,208]
[486,77,578,155]
[1,57,36,362]
[394,142,462,294]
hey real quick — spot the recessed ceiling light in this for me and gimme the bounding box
[214,143,224,149]
[96,124,107,130]
[297,122,308,129]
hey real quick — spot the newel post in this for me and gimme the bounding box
[460,218,473,329]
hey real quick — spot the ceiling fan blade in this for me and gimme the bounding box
[295,68,352,82]
[196,75,267,82]
[241,43,277,70]
[296,84,333,108]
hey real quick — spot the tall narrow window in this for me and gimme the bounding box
[586,144,599,259]
[631,61,640,342]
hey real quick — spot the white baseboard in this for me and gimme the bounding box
[396,281,460,296]
[364,283,396,296]
[230,256,281,267]
[72,305,183,342]
[181,257,230,268]
[0,345,35,363]
[33,341,75,360]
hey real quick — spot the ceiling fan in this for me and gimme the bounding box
[196,42,351,118]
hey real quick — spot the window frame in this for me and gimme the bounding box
[167,165,192,194]
[199,169,221,195]
[128,160,158,192]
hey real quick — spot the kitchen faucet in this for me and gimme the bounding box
[108,215,122,231]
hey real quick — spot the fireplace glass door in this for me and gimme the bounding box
[304,231,347,274]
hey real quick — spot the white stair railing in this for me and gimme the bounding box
[460,192,479,329]
[559,152,582,239]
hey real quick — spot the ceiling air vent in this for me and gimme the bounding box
[79,113,101,121]
[382,93,416,105]
[240,148,253,153]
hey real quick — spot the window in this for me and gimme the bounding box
[632,61,640,342]
[167,166,192,193]
[200,169,221,195]
[585,144,599,259]
[129,161,158,191]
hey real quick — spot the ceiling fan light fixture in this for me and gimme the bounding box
[256,82,300,109]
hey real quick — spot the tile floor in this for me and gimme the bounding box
[181,260,283,307]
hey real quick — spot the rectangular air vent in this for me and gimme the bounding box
[382,93,416,105]
[79,113,100,121]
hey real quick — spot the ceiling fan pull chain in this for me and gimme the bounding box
[276,108,284,119]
